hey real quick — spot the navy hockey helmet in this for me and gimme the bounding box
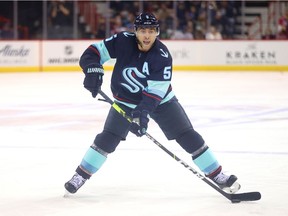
[134,13,159,34]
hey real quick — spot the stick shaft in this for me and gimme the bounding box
[98,90,232,200]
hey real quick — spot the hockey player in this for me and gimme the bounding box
[65,13,239,194]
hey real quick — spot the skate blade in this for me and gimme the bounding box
[223,182,241,194]
[63,190,72,198]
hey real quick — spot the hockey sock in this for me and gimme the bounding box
[192,147,220,176]
[79,145,107,175]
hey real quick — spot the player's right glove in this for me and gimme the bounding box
[83,63,104,98]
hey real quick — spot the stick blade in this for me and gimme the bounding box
[230,191,261,202]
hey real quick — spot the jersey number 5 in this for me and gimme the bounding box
[163,66,172,80]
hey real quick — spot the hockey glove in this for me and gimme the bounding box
[83,63,104,98]
[131,107,150,137]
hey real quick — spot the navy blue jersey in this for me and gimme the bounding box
[85,32,175,108]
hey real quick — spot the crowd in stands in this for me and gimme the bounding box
[0,1,287,40]
[103,1,240,40]
[48,0,74,39]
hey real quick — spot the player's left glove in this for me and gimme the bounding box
[131,106,150,137]
[83,63,104,98]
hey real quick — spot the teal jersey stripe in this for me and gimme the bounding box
[146,80,171,98]
[160,91,175,104]
[92,41,111,65]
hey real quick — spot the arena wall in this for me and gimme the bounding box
[0,40,287,72]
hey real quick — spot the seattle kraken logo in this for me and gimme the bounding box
[121,67,146,93]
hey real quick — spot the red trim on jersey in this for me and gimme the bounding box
[143,91,162,101]
[113,95,135,104]
[88,45,100,57]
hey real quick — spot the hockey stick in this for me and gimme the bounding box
[98,90,261,203]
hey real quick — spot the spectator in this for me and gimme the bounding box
[159,22,171,39]
[185,5,198,22]
[277,9,288,39]
[171,21,194,40]
[262,28,275,40]
[176,1,186,29]
[218,0,236,39]
[48,0,73,39]
[95,22,106,39]
[110,14,127,34]
[205,25,222,40]
[18,1,42,39]
[120,10,134,32]
[153,2,174,39]
[184,20,194,39]
[170,28,185,39]
[194,9,206,39]
[0,21,13,39]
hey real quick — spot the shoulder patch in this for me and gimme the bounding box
[160,48,169,58]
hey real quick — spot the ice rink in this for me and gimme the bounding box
[0,71,287,216]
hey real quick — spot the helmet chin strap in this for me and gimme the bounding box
[135,31,141,45]
[135,36,146,51]
[135,36,143,48]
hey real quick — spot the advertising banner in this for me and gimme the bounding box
[165,40,288,71]
[41,40,115,71]
[0,41,40,72]
[0,40,287,72]
[42,40,89,71]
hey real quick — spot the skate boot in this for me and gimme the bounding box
[207,166,240,194]
[211,172,240,194]
[212,172,238,189]
[64,173,87,194]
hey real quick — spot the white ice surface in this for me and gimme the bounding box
[0,71,288,216]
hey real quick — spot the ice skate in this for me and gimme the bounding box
[211,172,241,194]
[64,173,87,194]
